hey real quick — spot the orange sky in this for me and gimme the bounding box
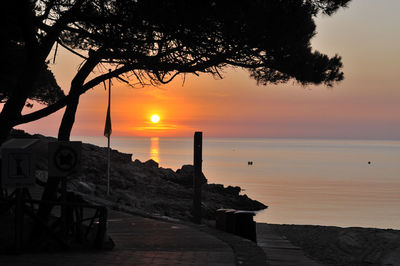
[14,0,400,139]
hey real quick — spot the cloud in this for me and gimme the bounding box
[134,123,177,131]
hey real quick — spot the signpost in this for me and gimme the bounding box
[48,141,82,177]
[48,141,82,233]
[1,138,39,253]
[1,139,38,188]
[0,139,84,252]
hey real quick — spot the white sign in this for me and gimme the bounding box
[48,141,82,177]
[1,149,35,187]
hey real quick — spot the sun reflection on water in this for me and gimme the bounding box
[150,137,160,163]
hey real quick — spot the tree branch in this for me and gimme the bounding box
[40,0,86,57]
[15,65,138,125]
[57,39,89,60]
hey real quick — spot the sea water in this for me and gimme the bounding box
[72,136,400,229]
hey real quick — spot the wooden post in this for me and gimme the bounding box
[193,132,202,224]
[94,206,108,249]
[15,188,23,253]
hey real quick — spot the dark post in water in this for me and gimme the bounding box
[193,131,202,224]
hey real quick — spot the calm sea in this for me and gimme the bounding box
[72,136,400,229]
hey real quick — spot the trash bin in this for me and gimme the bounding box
[225,209,237,233]
[216,209,236,233]
[234,210,257,242]
[216,209,227,231]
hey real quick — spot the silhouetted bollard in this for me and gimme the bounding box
[225,209,237,233]
[216,209,227,230]
[234,211,257,242]
[216,209,257,242]
[193,132,202,224]
[216,209,236,231]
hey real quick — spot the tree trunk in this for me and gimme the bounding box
[36,95,80,219]
[37,53,101,220]
[58,97,79,141]
[0,95,29,144]
[57,51,102,142]
[0,1,45,144]
[0,55,42,144]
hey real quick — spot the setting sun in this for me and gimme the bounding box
[150,114,160,123]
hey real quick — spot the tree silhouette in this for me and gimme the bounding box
[1,0,351,219]
[2,0,351,142]
[1,9,64,106]
[0,0,66,143]
[1,43,64,107]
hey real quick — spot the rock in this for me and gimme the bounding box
[132,159,143,167]
[383,247,400,266]
[174,164,207,188]
[205,184,241,196]
[226,186,241,196]
[377,231,399,241]
[270,224,400,266]
[144,159,158,168]
[337,231,364,252]
[207,184,225,193]
[9,129,33,138]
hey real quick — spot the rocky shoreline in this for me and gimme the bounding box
[268,224,400,266]
[11,130,267,222]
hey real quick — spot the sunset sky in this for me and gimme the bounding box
[16,0,400,139]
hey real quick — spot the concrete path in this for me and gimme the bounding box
[257,223,322,266]
[0,184,319,266]
[0,215,323,266]
[0,210,235,265]
[107,211,235,265]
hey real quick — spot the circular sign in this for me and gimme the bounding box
[53,146,78,172]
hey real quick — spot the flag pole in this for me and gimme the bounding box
[106,69,112,196]
[107,135,110,196]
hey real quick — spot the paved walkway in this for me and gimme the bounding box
[0,185,267,265]
[0,210,236,265]
[257,223,322,266]
[0,186,320,266]
[107,211,235,265]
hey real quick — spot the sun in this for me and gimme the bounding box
[150,114,160,123]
